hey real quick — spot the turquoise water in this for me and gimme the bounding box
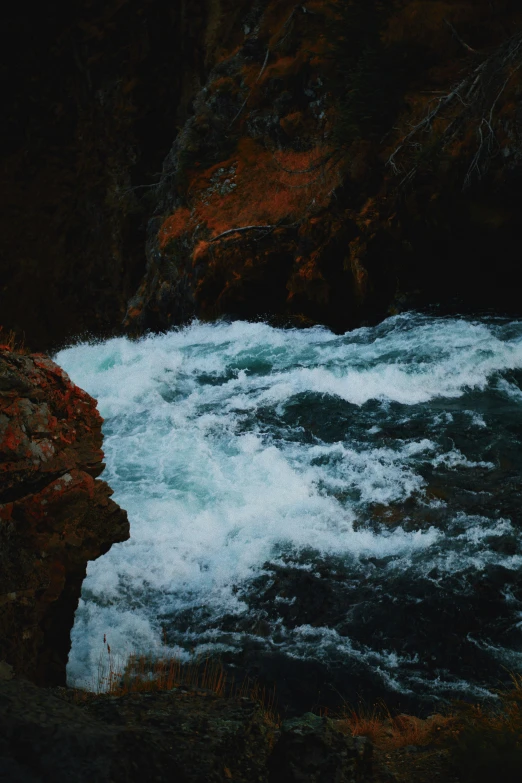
[57,313,522,708]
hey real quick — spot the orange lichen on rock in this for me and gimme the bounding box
[0,348,129,687]
[256,53,308,85]
[193,239,211,261]
[280,111,305,138]
[176,138,339,247]
[159,207,193,250]
[297,254,324,282]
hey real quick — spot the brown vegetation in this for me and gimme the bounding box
[0,326,25,353]
[85,639,280,727]
[330,673,522,782]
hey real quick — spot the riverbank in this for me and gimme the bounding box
[2,658,521,782]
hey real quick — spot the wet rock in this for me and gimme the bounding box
[0,347,129,686]
[3,2,522,347]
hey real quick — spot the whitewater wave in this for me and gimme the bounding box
[57,313,522,703]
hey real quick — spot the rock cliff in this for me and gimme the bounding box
[2,1,522,349]
[0,346,129,686]
[126,0,522,335]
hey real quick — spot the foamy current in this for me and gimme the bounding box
[56,314,522,708]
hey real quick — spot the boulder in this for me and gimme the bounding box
[0,348,129,686]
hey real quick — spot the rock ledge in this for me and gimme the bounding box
[0,347,129,686]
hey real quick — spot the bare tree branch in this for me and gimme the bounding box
[255,49,270,83]
[387,32,522,188]
[210,225,276,242]
[444,18,479,54]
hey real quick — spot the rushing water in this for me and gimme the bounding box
[57,313,522,712]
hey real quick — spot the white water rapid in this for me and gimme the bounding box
[56,313,522,707]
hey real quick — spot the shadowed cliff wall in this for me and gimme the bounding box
[0,0,247,351]
[2,1,522,349]
[125,0,522,335]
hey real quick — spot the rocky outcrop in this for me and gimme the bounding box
[2,1,522,347]
[0,676,372,783]
[125,0,522,335]
[269,713,372,782]
[0,347,129,686]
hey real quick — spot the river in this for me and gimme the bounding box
[56,313,522,713]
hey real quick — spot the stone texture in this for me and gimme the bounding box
[124,0,522,336]
[0,347,129,686]
[268,712,372,783]
[2,2,522,349]
[0,679,275,783]
[0,678,372,783]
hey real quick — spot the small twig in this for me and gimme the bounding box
[253,219,296,241]
[273,5,301,50]
[228,94,251,129]
[229,3,308,129]
[463,61,522,187]
[255,49,270,83]
[228,48,271,129]
[488,62,522,126]
[210,225,276,242]
[444,18,479,54]
[126,181,162,192]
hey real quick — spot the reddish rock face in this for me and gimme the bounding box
[125,0,522,334]
[0,348,129,686]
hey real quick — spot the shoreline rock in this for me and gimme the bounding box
[0,347,129,686]
[0,678,373,783]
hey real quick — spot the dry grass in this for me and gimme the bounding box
[335,700,455,751]
[81,636,280,726]
[333,674,522,782]
[0,326,25,353]
[76,635,522,778]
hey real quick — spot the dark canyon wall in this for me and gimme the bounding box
[0,0,250,350]
[128,0,522,334]
[2,1,522,349]
[0,345,129,686]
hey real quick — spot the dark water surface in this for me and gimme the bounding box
[57,314,522,713]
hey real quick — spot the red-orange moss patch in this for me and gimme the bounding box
[257,53,308,85]
[159,207,192,250]
[193,239,211,261]
[173,138,339,248]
